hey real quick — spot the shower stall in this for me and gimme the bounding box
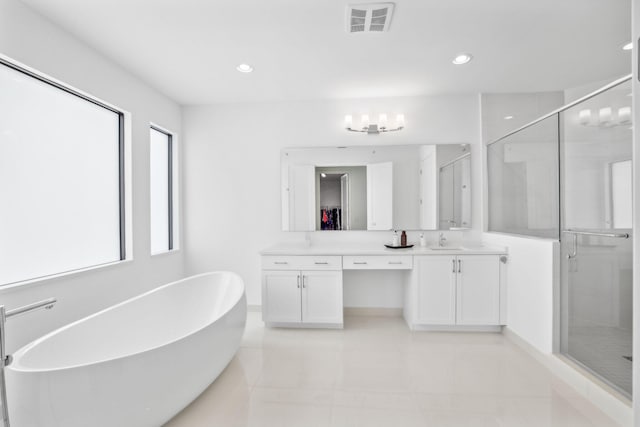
[487,76,633,398]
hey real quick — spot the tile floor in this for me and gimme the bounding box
[569,324,632,396]
[164,312,623,427]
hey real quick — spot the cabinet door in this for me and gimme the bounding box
[416,256,456,324]
[366,162,393,230]
[301,270,343,324]
[286,164,315,231]
[456,255,500,325]
[262,271,302,323]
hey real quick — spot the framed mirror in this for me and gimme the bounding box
[281,144,471,231]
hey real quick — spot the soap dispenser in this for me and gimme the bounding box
[392,230,399,246]
[419,233,426,247]
[401,230,407,246]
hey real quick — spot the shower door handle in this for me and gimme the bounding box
[566,233,578,259]
[563,229,630,239]
[562,230,630,259]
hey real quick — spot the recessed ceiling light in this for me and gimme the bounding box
[504,115,514,120]
[452,53,473,65]
[320,173,327,178]
[236,63,254,73]
[623,42,633,51]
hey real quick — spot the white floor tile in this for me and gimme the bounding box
[164,313,624,427]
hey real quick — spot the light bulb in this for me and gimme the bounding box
[344,115,353,129]
[599,107,612,125]
[578,109,591,125]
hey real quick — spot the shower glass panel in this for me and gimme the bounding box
[560,79,633,397]
[487,115,559,238]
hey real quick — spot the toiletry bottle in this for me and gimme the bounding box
[401,230,407,246]
[419,233,426,247]
[392,230,399,246]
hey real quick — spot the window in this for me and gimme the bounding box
[150,126,175,254]
[0,59,125,286]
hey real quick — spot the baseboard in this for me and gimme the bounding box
[265,322,343,329]
[411,324,502,332]
[502,327,632,427]
[343,307,403,317]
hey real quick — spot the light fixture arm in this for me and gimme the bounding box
[345,124,404,134]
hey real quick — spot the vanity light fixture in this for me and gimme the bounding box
[345,113,405,134]
[236,63,254,73]
[623,42,633,51]
[578,106,631,127]
[452,53,473,65]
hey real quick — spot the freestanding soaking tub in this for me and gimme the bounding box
[6,271,246,427]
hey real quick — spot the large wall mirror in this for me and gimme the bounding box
[281,144,471,231]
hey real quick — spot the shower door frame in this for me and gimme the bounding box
[486,74,633,399]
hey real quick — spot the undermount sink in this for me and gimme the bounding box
[429,246,463,250]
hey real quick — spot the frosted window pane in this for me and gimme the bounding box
[150,128,170,254]
[0,64,121,285]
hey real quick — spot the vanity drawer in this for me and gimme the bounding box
[262,255,342,271]
[343,255,413,270]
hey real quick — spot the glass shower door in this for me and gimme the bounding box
[560,80,633,397]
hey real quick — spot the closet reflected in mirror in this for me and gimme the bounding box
[281,144,471,231]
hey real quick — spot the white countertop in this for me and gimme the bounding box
[260,242,507,256]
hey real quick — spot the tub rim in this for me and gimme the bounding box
[8,271,246,373]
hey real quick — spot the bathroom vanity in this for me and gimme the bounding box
[260,243,507,330]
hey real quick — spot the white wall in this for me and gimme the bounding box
[482,233,558,354]
[183,95,482,306]
[0,0,184,352]
[632,0,639,424]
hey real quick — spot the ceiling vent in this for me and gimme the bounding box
[346,3,395,33]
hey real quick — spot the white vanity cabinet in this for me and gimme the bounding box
[261,256,343,328]
[407,254,502,329]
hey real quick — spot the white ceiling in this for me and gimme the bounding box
[20,0,631,105]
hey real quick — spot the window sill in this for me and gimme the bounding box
[151,248,181,258]
[0,258,133,292]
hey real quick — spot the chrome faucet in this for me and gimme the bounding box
[438,232,447,247]
[1,298,56,427]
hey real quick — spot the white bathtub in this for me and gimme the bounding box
[6,271,247,427]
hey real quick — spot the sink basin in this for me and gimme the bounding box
[429,246,463,250]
